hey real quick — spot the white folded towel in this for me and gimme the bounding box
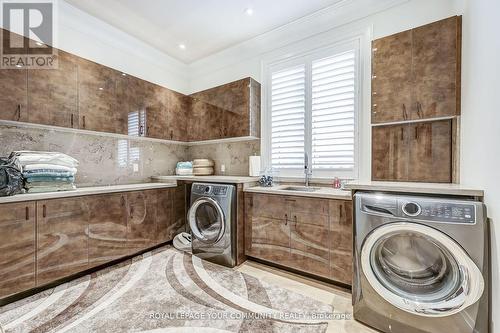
[12,151,79,168]
[23,164,78,174]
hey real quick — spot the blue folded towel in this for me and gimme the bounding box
[25,176,75,183]
[23,170,75,178]
[176,161,193,169]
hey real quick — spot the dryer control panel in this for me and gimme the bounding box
[400,200,476,224]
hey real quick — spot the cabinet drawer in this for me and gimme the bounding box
[287,196,330,227]
[245,193,287,220]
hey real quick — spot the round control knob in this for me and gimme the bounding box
[403,202,421,217]
[204,186,211,193]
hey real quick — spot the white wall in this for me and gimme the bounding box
[1,1,190,94]
[461,0,500,332]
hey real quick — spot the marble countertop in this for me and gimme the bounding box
[244,185,352,200]
[152,175,259,184]
[0,182,177,204]
[345,181,484,197]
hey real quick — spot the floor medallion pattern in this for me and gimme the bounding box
[0,246,332,332]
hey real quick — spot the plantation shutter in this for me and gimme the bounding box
[311,50,356,171]
[270,65,306,169]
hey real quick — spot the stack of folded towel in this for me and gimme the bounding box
[10,151,79,193]
[176,161,193,176]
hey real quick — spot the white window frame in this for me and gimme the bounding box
[262,38,362,180]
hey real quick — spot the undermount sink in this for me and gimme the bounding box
[281,186,321,192]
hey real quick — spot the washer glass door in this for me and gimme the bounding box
[189,198,225,244]
[361,222,484,317]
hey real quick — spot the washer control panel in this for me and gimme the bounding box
[400,200,476,224]
[192,184,229,197]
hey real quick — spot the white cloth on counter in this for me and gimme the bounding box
[22,164,78,174]
[26,183,76,193]
[11,151,79,168]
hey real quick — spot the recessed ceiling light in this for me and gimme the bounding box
[179,44,186,50]
[245,7,254,16]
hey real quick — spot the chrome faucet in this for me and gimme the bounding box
[304,152,312,187]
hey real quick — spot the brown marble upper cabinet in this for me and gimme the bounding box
[0,202,36,299]
[36,197,89,286]
[407,120,453,182]
[372,120,453,183]
[0,29,28,122]
[78,58,127,134]
[28,51,78,128]
[372,16,461,123]
[188,77,261,141]
[371,30,413,123]
[372,124,409,181]
[87,193,130,268]
[163,90,188,141]
[144,83,169,140]
[412,17,461,120]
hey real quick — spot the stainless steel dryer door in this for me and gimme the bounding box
[361,222,484,317]
[188,197,225,244]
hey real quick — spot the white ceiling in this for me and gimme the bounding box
[63,0,345,64]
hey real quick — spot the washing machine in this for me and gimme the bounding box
[353,192,488,333]
[188,183,236,267]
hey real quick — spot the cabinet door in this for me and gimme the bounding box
[0,29,28,122]
[37,198,89,285]
[126,190,157,251]
[412,16,460,119]
[372,30,413,123]
[329,200,353,285]
[164,90,188,141]
[78,58,127,134]
[187,98,223,141]
[28,51,78,128]
[372,124,409,181]
[173,185,186,235]
[244,194,290,263]
[87,193,129,268]
[408,120,452,182]
[287,197,330,277]
[156,188,176,244]
[0,68,27,122]
[0,202,35,298]
[145,84,170,140]
[221,78,251,138]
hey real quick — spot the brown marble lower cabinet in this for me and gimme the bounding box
[0,186,181,300]
[37,197,89,286]
[0,202,36,299]
[87,193,129,268]
[245,193,353,285]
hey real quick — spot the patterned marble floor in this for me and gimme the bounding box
[0,246,376,333]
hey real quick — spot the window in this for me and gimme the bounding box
[264,41,359,179]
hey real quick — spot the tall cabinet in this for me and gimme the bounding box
[371,16,461,183]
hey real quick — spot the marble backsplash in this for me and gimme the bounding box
[187,139,260,176]
[0,124,261,185]
[0,124,188,187]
